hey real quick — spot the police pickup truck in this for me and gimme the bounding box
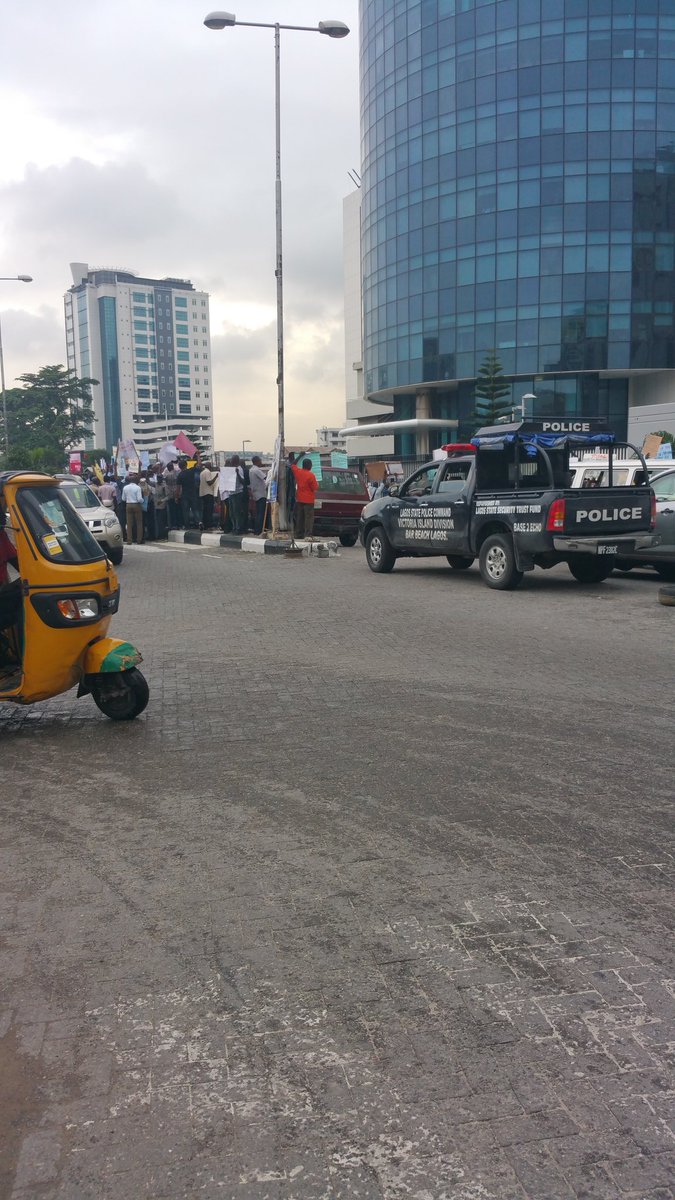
[359,420,657,590]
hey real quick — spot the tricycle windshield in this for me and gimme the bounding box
[17,485,105,564]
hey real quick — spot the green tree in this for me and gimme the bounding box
[0,365,98,472]
[473,352,512,425]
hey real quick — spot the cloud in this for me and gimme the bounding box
[0,158,186,255]
[0,307,66,390]
[0,0,360,450]
[210,308,346,448]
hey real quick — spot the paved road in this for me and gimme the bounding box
[1,545,673,1199]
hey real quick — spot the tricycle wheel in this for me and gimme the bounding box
[91,668,149,720]
[108,546,124,566]
[568,557,614,584]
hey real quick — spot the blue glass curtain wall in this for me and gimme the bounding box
[360,0,675,427]
[98,297,122,448]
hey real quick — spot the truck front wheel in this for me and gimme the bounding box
[568,557,615,584]
[479,534,523,590]
[365,526,396,573]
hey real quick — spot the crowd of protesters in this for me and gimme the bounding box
[87,452,319,544]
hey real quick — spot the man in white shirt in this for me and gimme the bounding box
[122,475,144,545]
[199,463,219,530]
[249,456,268,534]
[227,455,247,535]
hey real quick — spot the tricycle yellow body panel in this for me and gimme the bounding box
[0,473,131,706]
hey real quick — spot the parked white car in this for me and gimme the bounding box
[57,476,124,565]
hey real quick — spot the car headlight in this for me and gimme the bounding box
[103,516,118,528]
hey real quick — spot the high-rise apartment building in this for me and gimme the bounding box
[64,264,214,458]
[359,1,675,457]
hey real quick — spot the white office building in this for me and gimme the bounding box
[342,189,393,461]
[316,426,347,452]
[64,263,214,458]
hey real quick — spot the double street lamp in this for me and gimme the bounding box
[203,11,349,529]
[0,275,33,457]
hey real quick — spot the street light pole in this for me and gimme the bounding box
[203,13,349,530]
[242,438,251,457]
[274,21,284,467]
[0,275,33,458]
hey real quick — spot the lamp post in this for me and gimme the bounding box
[203,12,349,529]
[0,275,33,457]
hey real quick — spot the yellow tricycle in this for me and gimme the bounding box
[0,471,149,720]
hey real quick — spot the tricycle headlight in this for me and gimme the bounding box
[56,597,100,621]
[76,598,99,619]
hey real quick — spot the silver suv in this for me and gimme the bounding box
[57,476,124,565]
[615,466,675,582]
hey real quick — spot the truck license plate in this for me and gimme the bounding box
[598,544,618,555]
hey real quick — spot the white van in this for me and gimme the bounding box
[569,457,671,490]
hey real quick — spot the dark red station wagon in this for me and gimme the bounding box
[312,467,370,546]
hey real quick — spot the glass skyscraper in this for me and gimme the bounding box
[359,0,675,455]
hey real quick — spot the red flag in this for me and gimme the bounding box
[174,431,198,456]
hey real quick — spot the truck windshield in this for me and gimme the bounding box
[17,486,105,564]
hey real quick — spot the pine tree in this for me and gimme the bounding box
[473,352,512,425]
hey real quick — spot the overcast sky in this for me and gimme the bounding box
[0,0,360,451]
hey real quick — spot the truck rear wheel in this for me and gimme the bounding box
[446,555,474,570]
[568,557,615,584]
[478,534,523,590]
[365,526,396,573]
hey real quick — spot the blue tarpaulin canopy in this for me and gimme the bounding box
[471,431,616,456]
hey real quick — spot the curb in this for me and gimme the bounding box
[166,530,340,557]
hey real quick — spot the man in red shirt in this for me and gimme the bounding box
[289,455,318,539]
